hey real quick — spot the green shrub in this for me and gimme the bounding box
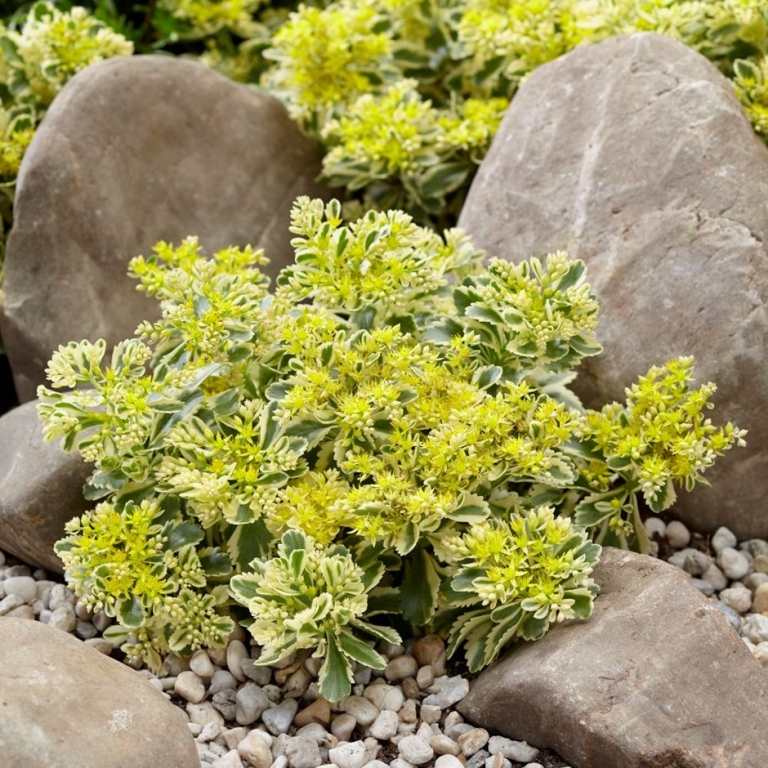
[38,197,744,695]
[261,0,768,222]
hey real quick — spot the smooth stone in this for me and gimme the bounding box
[423,677,469,709]
[0,401,91,572]
[664,521,690,549]
[363,683,404,712]
[369,710,399,740]
[712,527,738,554]
[175,671,207,704]
[384,656,418,682]
[328,741,368,768]
[1,54,329,401]
[237,730,273,768]
[0,619,198,767]
[459,32,768,538]
[398,736,434,766]
[718,548,751,580]
[285,736,323,768]
[459,549,768,767]
[263,698,299,735]
[343,696,379,726]
[487,737,538,763]
[235,683,269,726]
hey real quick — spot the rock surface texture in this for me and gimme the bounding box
[0,618,199,768]
[0,55,328,401]
[458,33,768,538]
[459,548,768,768]
[0,401,90,572]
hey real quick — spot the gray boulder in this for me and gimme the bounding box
[459,548,768,768]
[459,33,768,538]
[1,55,328,401]
[0,400,90,572]
[0,618,198,768]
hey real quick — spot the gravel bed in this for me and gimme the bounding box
[0,546,568,768]
[4,518,766,768]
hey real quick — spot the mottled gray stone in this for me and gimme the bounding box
[459,33,768,538]
[0,401,91,572]
[0,618,198,768]
[1,55,328,401]
[459,549,768,768]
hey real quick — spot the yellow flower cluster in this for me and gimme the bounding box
[160,0,264,37]
[39,198,743,682]
[734,55,768,135]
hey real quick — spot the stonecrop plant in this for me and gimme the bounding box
[38,197,744,698]
[260,0,768,222]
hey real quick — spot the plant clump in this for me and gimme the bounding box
[38,197,744,698]
[260,0,768,222]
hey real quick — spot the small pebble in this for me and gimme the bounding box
[236,684,270,726]
[190,649,216,679]
[434,757,463,768]
[488,736,539,763]
[398,735,434,765]
[227,641,249,682]
[412,636,445,668]
[665,520,690,549]
[458,728,489,757]
[331,714,357,742]
[3,576,37,603]
[48,604,76,633]
[423,677,469,709]
[363,684,404,712]
[385,656,418,682]
[263,698,299,735]
[369,710,399,740]
[343,696,379,726]
[175,671,207,704]
[329,741,368,768]
[718,547,751,580]
[431,735,460,756]
[701,563,728,591]
[720,585,753,614]
[210,670,238,695]
[285,735,323,768]
[213,751,244,768]
[711,526,738,554]
[753,582,768,614]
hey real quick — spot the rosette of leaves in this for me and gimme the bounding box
[38,197,743,683]
[54,497,234,671]
[439,505,601,671]
[231,530,401,699]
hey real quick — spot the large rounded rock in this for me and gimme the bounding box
[459,548,768,768]
[459,33,768,538]
[0,618,198,768]
[0,55,328,401]
[0,400,90,572]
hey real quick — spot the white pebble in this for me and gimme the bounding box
[263,698,299,735]
[363,683,404,712]
[48,604,76,633]
[423,676,469,709]
[213,750,244,768]
[435,757,463,768]
[210,670,238,695]
[665,520,690,549]
[236,684,270,725]
[398,736,434,765]
[227,641,249,682]
[343,696,380,726]
[329,741,368,768]
[742,613,768,643]
[720,585,753,614]
[3,576,37,603]
[190,649,216,679]
[238,732,273,768]
[712,526,738,554]
[369,710,399,740]
[458,728,489,757]
[331,715,357,742]
[643,517,666,539]
[175,671,206,704]
[701,563,728,591]
[488,736,539,763]
[718,547,751,580]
